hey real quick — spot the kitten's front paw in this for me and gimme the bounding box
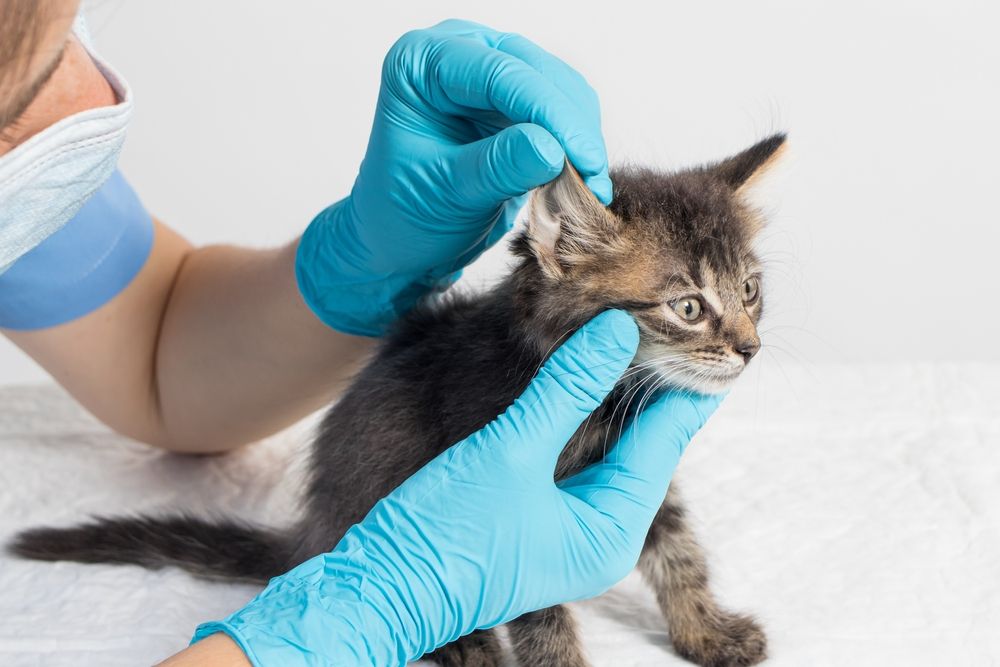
[671,612,767,667]
[428,630,503,667]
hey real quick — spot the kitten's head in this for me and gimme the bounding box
[511,133,786,394]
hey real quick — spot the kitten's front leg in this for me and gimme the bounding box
[428,629,503,667]
[639,483,767,667]
[506,605,590,667]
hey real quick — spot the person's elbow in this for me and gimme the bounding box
[105,407,250,456]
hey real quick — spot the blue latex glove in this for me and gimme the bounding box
[192,310,724,666]
[296,19,612,336]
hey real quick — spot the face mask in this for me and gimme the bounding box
[0,31,133,274]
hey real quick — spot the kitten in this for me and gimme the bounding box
[10,133,786,667]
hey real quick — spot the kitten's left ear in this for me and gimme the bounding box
[712,133,787,192]
[526,162,619,279]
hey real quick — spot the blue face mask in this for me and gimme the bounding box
[0,33,133,274]
[0,18,153,332]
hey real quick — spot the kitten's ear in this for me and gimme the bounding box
[712,133,787,192]
[526,162,619,279]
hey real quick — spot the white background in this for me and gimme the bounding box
[2,5,999,666]
[2,0,998,381]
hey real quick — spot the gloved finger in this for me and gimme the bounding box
[424,18,601,125]
[459,116,613,205]
[582,171,613,205]
[558,390,725,529]
[448,123,564,208]
[487,310,639,474]
[489,194,527,244]
[433,23,602,136]
[447,194,526,271]
[495,34,601,120]
[426,36,608,180]
[493,34,612,204]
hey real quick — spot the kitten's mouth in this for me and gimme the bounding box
[640,360,744,396]
[632,341,750,395]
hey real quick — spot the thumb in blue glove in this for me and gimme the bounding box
[192,310,723,666]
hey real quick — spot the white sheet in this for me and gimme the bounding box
[2,363,998,666]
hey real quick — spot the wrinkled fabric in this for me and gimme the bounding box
[2,362,999,665]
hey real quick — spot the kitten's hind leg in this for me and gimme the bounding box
[639,484,767,667]
[428,629,503,667]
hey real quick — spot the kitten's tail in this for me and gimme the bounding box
[8,515,293,583]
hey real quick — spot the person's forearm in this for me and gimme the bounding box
[5,219,374,452]
[158,633,251,667]
[151,225,374,450]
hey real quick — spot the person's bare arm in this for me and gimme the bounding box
[157,633,251,667]
[3,219,374,452]
[1,27,372,453]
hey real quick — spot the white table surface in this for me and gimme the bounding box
[2,363,998,665]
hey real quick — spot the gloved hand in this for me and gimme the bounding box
[192,310,724,666]
[296,19,611,335]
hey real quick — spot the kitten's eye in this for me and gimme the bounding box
[742,277,760,304]
[673,298,703,322]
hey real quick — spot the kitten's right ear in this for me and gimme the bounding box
[526,162,619,279]
[712,133,788,192]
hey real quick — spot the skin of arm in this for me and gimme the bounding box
[1,10,374,452]
[4,222,374,452]
[156,633,250,667]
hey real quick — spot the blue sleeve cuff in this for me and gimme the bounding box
[0,169,154,330]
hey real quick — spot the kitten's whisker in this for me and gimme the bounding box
[604,372,659,461]
[759,324,838,356]
[620,354,692,379]
[761,346,798,395]
[612,376,655,460]
[611,361,704,461]
[527,326,577,379]
[627,375,666,450]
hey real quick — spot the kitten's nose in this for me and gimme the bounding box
[735,338,760,363]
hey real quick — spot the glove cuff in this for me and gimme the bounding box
[191,561,410,666]
[295,198,456,337]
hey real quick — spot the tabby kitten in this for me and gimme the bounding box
[11,133,786,667]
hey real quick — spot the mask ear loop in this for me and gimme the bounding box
[71,5,133,110]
